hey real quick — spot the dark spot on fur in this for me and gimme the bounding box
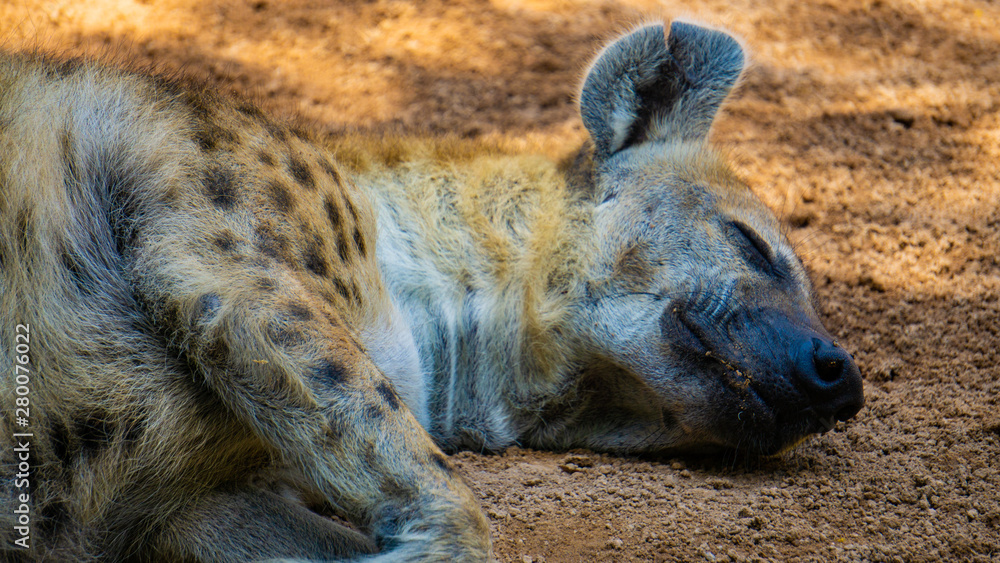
[106,168,142,257]
[332,278,350,301]
[195,128,218,151]
[352,227,367,258]
[15,207,31,255]
[38,499,70,535]
[52,58,82,77]
[212,230,237,252]
[288,157,316,190]
[291,127,311,141]
[303,237,328,277]
[237,102,264,119]
[49,419,72,464]
[217,126,238,147]
[345,197,359,224]
[304,252,329,277]
[198,293,222,320]
[350,282,363,307]
[312,360,349,387]
[376,381,401,411]
[184,91,213,118]
[36,55,81,79]
[336,232,350,262]
[319,159,341,184]
[258,151,276,167]
[255,277,277,292]
[287,301,312,321]
[265,121,288,142]
[60,247,93,295]
[318,289,337,306]
[266,181,295,213]
[324,196,341,230]
[75,412,115,455]
[203,166,238,209]
[193,111,238,152]
[149,74,186,99]
[255,223,293,264]
[431,452,454,476]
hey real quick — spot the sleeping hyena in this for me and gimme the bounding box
[0,20,864,561]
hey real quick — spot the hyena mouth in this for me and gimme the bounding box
[662,302,865,453]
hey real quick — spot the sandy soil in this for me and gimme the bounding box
[3,1,998,561]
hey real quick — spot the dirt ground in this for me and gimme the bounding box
[3,0,998,561]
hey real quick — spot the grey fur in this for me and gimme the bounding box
[0,19,860,562]
[580,21,744,159]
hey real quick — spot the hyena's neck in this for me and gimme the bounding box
[339,139,596,451]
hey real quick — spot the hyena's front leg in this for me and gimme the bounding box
[131,241,491,561]
[156,485,379,560]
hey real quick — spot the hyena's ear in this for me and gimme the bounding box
[580,21,744,160]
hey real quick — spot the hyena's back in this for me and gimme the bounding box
[0,53,483,561]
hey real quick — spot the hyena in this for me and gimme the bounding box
[0,20,864,561]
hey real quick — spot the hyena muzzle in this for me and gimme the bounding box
[0,20,863,562]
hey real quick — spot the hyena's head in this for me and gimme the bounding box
[573,21,863,456]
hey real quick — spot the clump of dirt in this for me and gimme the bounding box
[3,0,997,561]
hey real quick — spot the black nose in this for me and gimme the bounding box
[795,337,865,423]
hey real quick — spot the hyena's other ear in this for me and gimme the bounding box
[580,21,744,160]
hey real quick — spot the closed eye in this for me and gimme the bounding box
[728,221,775,274]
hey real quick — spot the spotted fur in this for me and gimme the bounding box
[0,20,862,562]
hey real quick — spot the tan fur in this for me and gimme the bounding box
[330,135,593,388]
[0,19,863,562]
[0,53,489,561]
